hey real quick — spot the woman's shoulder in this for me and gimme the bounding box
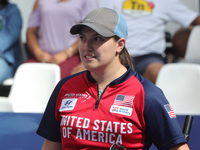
[134,72,166,101]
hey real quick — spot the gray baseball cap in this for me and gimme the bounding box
[70,7,128,40]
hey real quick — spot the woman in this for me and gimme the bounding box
[37,8,189,150]
[26,0,98,79]
[0,0,22,84]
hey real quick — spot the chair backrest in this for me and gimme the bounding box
[155,63,200,115]
[0,97,13,112]
[8,63,60,113]
[184,25,200,60]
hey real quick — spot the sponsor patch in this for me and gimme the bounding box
[110,105,132,116]
[59,98,77,112]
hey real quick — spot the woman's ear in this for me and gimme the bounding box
[116,38,125,53]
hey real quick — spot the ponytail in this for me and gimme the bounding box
[114,36,134,71]
[119,47,134,71]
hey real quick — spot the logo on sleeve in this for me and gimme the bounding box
[59,98,77,112]
[164,104,176,118]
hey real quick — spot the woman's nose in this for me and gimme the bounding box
[83,42,92,51]
[84,45,89,50]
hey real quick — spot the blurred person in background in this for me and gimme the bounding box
[97,0,200,84]
[26,0,98,79]
[172,27,192,60]
[0,0,22,84]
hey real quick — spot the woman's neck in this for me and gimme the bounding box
[92,65,127,90]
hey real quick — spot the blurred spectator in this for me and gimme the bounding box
[172,26,200,64]
[26,0,98,79]
[172,27,192,59]
[0,0,22,84]
[99,0,200,84]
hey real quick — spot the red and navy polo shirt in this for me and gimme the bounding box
[37,66,186,150]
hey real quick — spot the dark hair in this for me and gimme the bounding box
[0,0,9,7]
[113,36,134,71]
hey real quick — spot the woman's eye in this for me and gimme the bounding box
[94,37,102,42]
[79,35,85,41]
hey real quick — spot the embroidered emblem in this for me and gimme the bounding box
[164,104,176,118]
[110,105,132,116]
[59,98,77,112]
[110,95,134,116]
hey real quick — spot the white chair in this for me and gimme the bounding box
[184,25,200,60]
[155,63,200,115]
[0,63,60,113]
[0,98,13,112]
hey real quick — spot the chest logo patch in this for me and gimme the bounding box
[59,98,77,112]
[110,94,134,116]
[110,105,132,116]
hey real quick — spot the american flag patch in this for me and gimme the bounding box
[113,95,134,108]
[164,104,176,118]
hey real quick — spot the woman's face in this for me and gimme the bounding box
[79,26,121,72]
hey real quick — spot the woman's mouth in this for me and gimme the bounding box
[84,54,96,59]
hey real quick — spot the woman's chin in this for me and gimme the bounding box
[84,65,98,72]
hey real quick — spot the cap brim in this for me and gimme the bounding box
[70,23,115,37]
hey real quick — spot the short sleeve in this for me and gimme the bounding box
[143,84,187,150]
[36,80,65,142]
[166,0,198,27]
[27,5,41,28]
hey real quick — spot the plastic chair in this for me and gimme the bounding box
[155,63,200,115]
[0,63,60,113]
[184,25,200,60]
[0,97,13,112]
